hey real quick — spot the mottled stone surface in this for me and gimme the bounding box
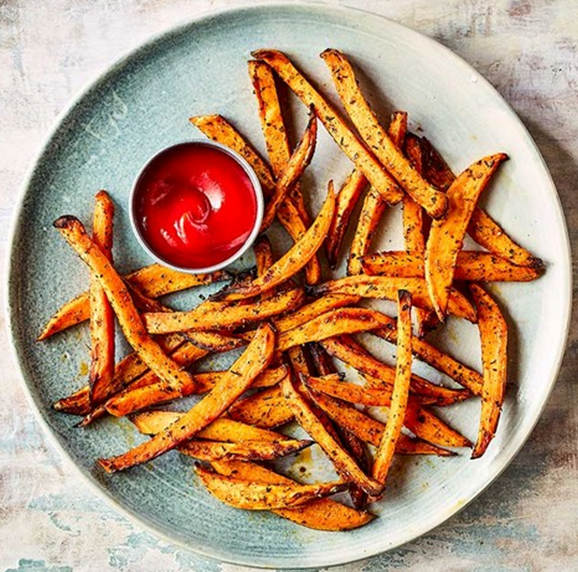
[1,1,576,571]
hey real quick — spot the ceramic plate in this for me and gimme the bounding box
[7,4,571,569]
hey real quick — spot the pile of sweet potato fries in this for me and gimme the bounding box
[40,49,543,530]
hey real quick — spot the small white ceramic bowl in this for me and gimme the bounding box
[129,140,264,274]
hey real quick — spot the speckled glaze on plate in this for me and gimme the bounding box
[6,3,571,569]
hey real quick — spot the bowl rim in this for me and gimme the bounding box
[128,139,264,274]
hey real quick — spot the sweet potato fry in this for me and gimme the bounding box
[298,347,370,508]
[38,265,229,341]
[321,336,470,406]
[305,375,469,448]
[248,61,321,281]
[131,409,310,461]
[88,191,116,405]
[212,460,374,530]
[470,284,508,458]
[419,137,543,268]
[402,133,434,333]
[179,439,313,462]
[308,391,454,456]
[274,294,360,333]
[282,375,383,496]
[98,323,275,473]
[347,188,387,275]
[260,111,317,231]
[249,59,310,224]
[106,365,288,418]
[311,275,477,322]
[371,319,483,395]
[402,135,426,251]
[425,153,507,320]
[143,287,305,334]
[361,251,543,282]
[214,182,336,300]
[276,201,322,285]
[346,111,407,276]
[54,216,198,395]
[55,331,240,417]
[277,307,394,352]
[253,235,276,299]
[132,411,287,442]
[321,50,448,219]
[252,49,403,205]
[326,170,368,269]
[467,209,544,268]
[306,376,400,407]
[372,290,413,486]
[196,465,346,510]
[227,385,294,429]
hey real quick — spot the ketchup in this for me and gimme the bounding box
[133,143,259,270]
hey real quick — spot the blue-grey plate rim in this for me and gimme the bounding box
[5,1,572,569]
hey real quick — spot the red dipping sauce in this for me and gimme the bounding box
[131,142,262,271]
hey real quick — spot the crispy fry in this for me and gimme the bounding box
[253,235,276,298]
[227,385,294,428]
[261,112,317,231]
[252,49,403,205]
[347,188,387,275]
[311,275,477,322]
[468,209,544,268]
[326,170,368,269]
[277,307,394,352]
[54,216,198,395]
[321,336,470,406]
[402,133,433,334]
[249,59,310,224]
[419,137,543,268]
[89,191,116,405]
[98,323,275,473]
[106,365,288,418]
[131,412,288,442]
[308,391,454,456]
[261,113,317,232]
[425,154,507,320]
[131,410,310,461]
[274,294,360,333]
[321,50,448,219]
[212,460,374,530]
[277,201,322,285]
[371,318,483,395]
[470,284,508,458]
[304,375,469,447]
[361,251,543,282]
[38,265,229,341]
[143,287,305,334]
[420,136,455,191]
[55,332,239,417]
[179,439,313,462]
[337,425,371,509]
[306,376,401,407]
[283,375,383,496]
[196,465,346,510]
[346,112,404,274]
[215,182,336,300]
[286,346,310,377]
[372,290,413,485]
